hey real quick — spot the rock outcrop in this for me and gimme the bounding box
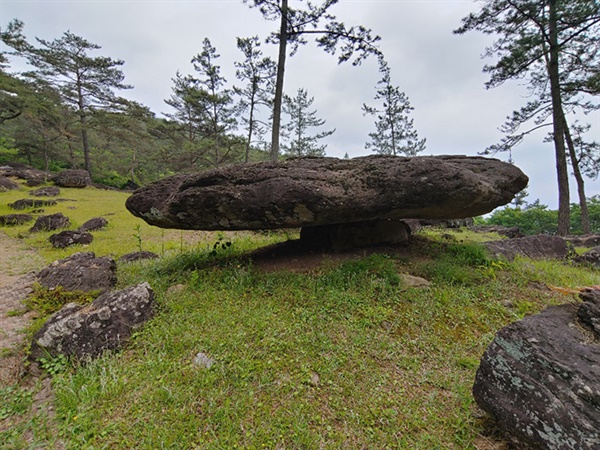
[0,163,48,186]
[30,282,155,361]
[29,186,60,197]
[126,156,528,231]
[78,217,108,232]
[8,199,57,210]
[473,293,600,449]
[484,235,570,260]
[0,214,33,226]
[53,169,91,188]
[37,252,117,294]
[0,176,19,191]
[29,212,71,232]
[49,230,93,248]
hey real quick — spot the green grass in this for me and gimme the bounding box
[1,182,599,449]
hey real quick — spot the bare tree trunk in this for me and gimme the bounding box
[270,0,288,162]
[246,100,255,163]
[563,115,591,233]
[548,0,570,236]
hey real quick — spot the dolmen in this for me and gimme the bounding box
[126,156,528,250]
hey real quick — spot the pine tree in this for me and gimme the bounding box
[233,36,276,162]
[362,64,425,157]
[281,88,334,157]
[244,0,382,161]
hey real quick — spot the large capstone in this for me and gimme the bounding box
[126,156,528,231]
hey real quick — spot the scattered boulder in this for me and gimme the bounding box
[399,274,431,288]
[119,251,159,263]
[29,212,71,232]
[126,155,528,231]
[565,234,600,248]
[573,246,600,268]
[470,225,525,239]
[30,282,155,361]
[300,219,411,251]
[484,235,570,260]
[420,218,474,228]
[0,163,48,185]
[49,230,93,248]
[473,295,600,450]
[8,198,57,210]
[52,169,91,188]
[578,289,600,337]
[78,217,108,232]
[37,252,117,293]
[29,186,60,197]
[0,176,19,191]
[193,352,215,369]
[0,214,33,226]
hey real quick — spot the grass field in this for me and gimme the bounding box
[1,181,597,449]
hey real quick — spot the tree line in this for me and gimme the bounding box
[0,0,423,189]
[2,0,600,236]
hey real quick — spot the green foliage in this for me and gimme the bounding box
[0,387,33,420]
[39,353,69,376]
[24,284,96,317]
[93,170,130,189]
[485,200,558,235]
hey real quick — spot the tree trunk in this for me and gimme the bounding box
[270,0,288,162]
[563,114,591,233]
[77,78,92,175]
[548,0,570,236]
[246,99,255,163]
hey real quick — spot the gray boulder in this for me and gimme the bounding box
[0,176,19,191]
[0,163,48,185]
[37,252,117,293]
[30,282,155,361]
[53,169,91,188]
[473,295,600,450]
[126,155,528,231]
[29,212,71,232]
[29,186,60,197]
[78,217,108,232]
[119,251,159,263]
[49,230,93,248]
[470,225,525,239]
[484,235,570,260]
[0,214,33,226]
[9,198,57,210]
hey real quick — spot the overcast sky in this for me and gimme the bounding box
[2,0,599,210]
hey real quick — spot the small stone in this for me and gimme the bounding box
[193,352,215,369]
[400,274,431,288]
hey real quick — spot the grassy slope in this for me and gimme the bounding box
[1,182,599,449]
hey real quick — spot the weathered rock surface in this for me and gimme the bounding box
[78,217,108,232]
[484,235,569,260]
[126,155,528,230]
[573,246,600,268]
[37,252,117,293]
[119,251,159,263]
[0,214,33,226]
[49,230,93,248]
[8,198,57,210]
[53,169,91,188]
[565,235,600,248]
[30,282,155,361]
[473,296,600,450]
[0,163,48,185]
[0,176,19,191]
[29,212,71,232]
[29,186,60,197]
